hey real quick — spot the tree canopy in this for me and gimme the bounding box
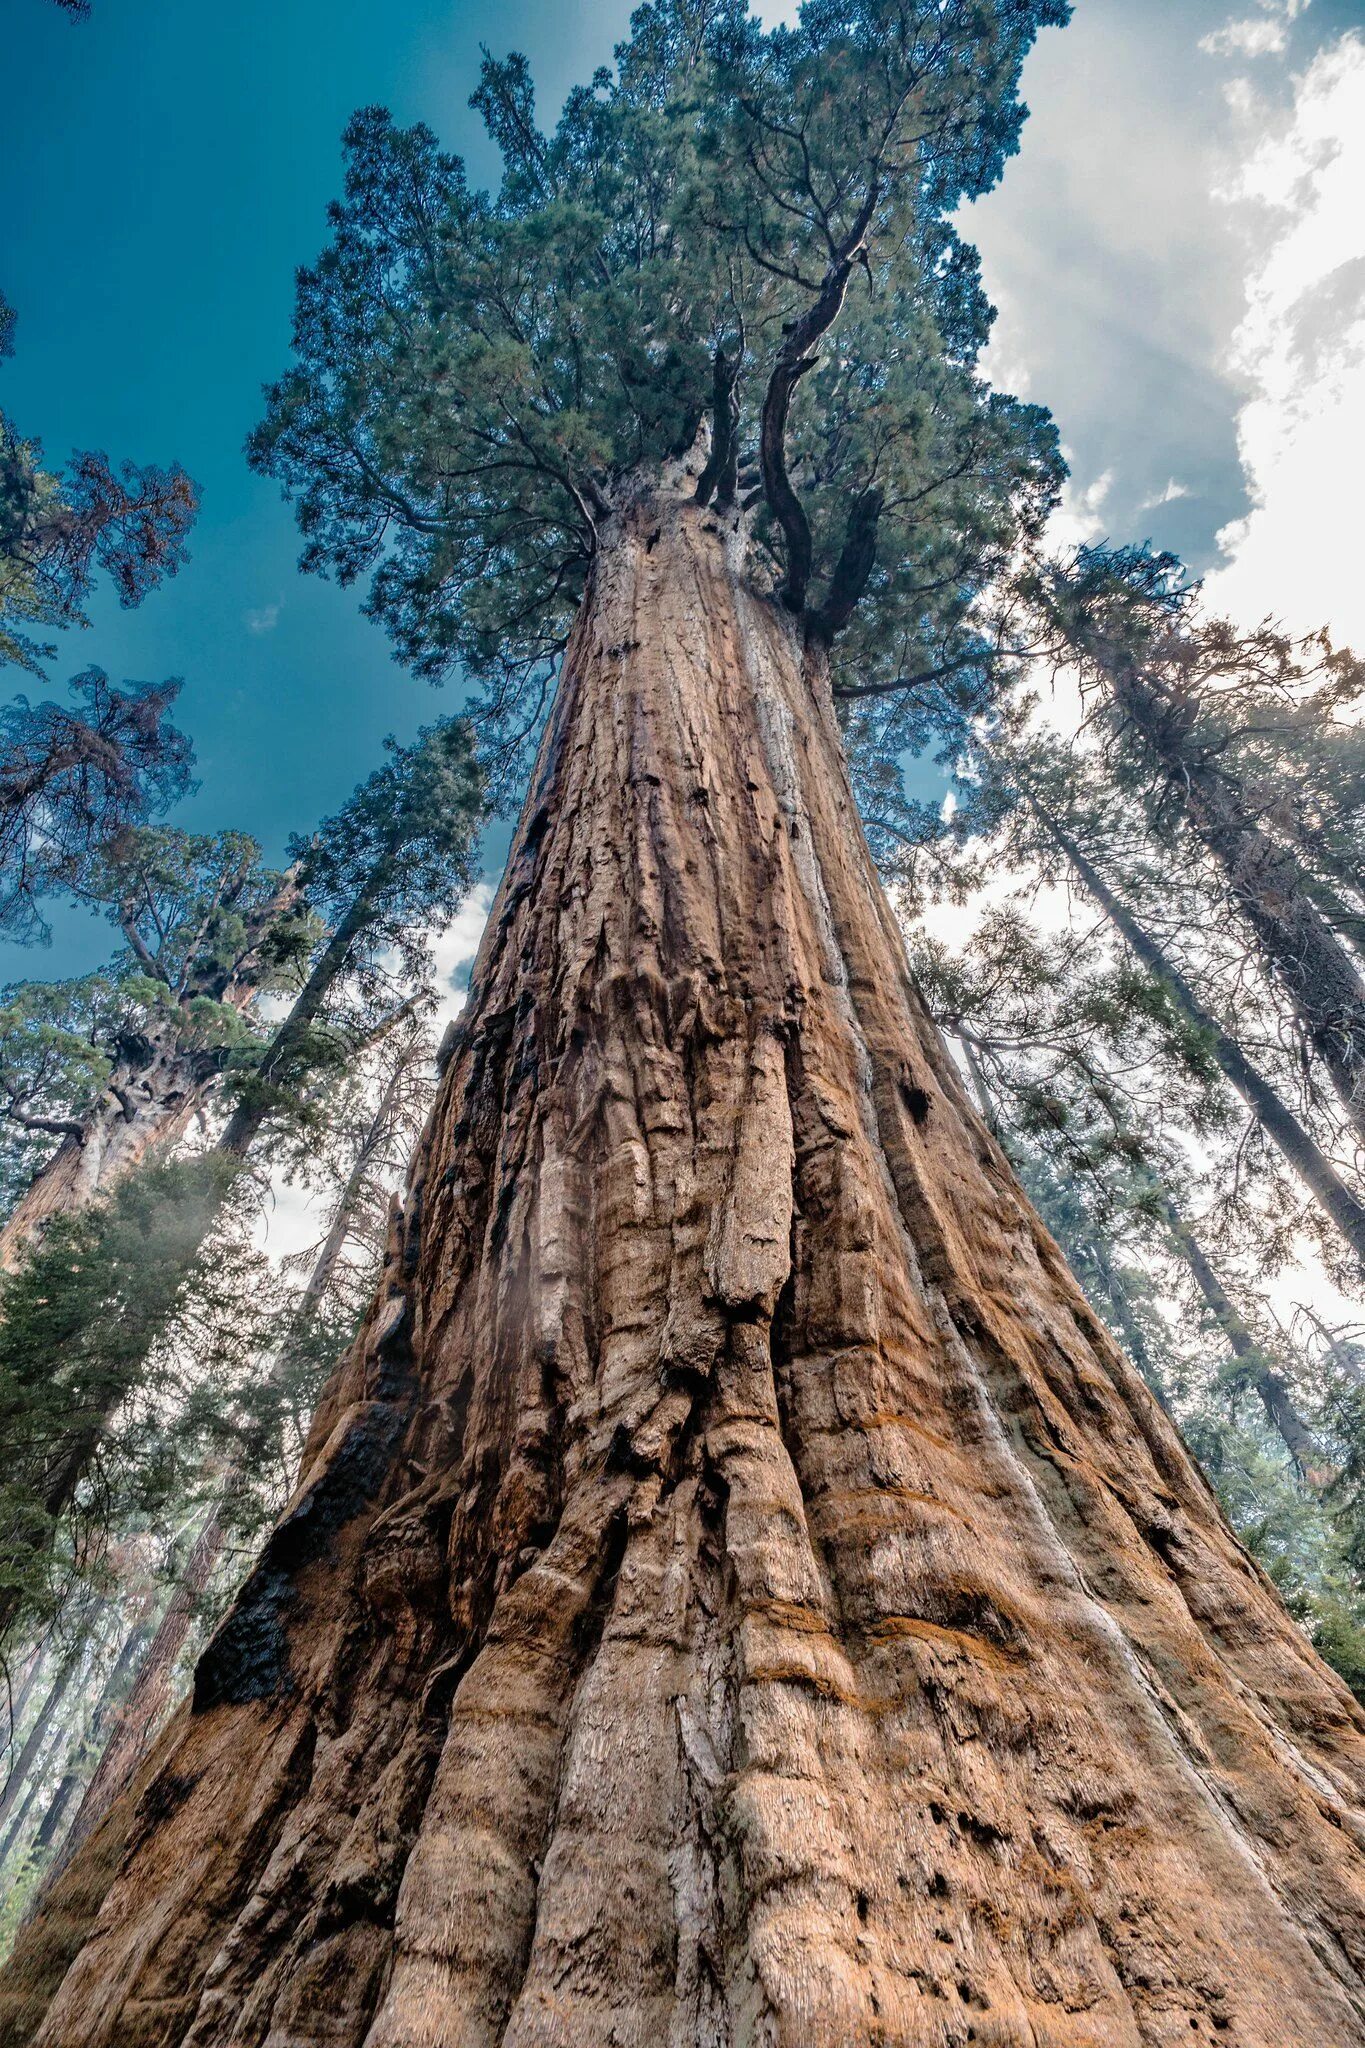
[251,0,1066,778]
[0,672,194,943]
[1,299,196,679]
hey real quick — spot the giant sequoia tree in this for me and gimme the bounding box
[7,6,1365,2044]
[0,828,301,1269]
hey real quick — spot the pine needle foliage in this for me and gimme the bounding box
[0,1156,275,1639]
[250,0,1067,785]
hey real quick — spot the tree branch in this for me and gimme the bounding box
[831,650,987,702]
[4,1105,86,1143]
[759,182,880,615]
[809,487,882,644]
[694,345,742,509]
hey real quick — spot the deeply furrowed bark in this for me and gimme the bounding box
[6,466,1365,2047]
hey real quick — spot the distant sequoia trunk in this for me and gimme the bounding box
[5,462,1365,2046]
[0,1022,210,1271]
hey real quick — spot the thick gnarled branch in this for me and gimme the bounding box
[759,185,879,615]
[694,346,742,510]
[809,487,882,645]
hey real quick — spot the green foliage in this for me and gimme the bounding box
[906,718,1365,1698]
[0,672,194,942]
[225,719,481,1146]
[1,304,196,677]
[0,973,124,1206]
[292,717,483,968]
[72,825,306,999]
[1187,1399,1365,1703]
[0,831,305,1197]
[0,1155,275,1639]
[250,0,1066,777]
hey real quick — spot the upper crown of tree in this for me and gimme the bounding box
[250,0,1066,768]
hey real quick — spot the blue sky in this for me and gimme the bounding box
[1,0,639,976]
[3,0,1362,981]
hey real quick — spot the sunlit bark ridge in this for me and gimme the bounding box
[6,458,1365,2047]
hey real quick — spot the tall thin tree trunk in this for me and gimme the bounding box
[2,1635,54,1754]
[1036,797,1365,1269]
[5,474,1365,2047]
[0,1613,108,1869]
[0,1736,63,1871]
[951,1030,1171,1413]
[1158,1195,1334,1487]
[217,886,375,1161]
[0,1627,91,1841]
[1116,666,1365,1148]
[30,1608,162,1874]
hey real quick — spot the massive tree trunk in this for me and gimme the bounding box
[0,1024,209,1271]
[6,470,1365,2046]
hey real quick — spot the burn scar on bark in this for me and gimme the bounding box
[193,1288,418,1712]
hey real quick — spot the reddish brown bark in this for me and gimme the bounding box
[4,466,1365,2046]
[0,1028,206,1271]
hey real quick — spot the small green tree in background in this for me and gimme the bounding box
[0,295,196,680]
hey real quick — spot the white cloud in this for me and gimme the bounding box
[1201,16,1289,59]
[1047,463,1113,551]
[1143,478,1191,509]
[426,881,494,1035]
[1205,32,1365,644]
[749,0,801,23]
[1201,0,1313,56]
[245,603,281,635]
